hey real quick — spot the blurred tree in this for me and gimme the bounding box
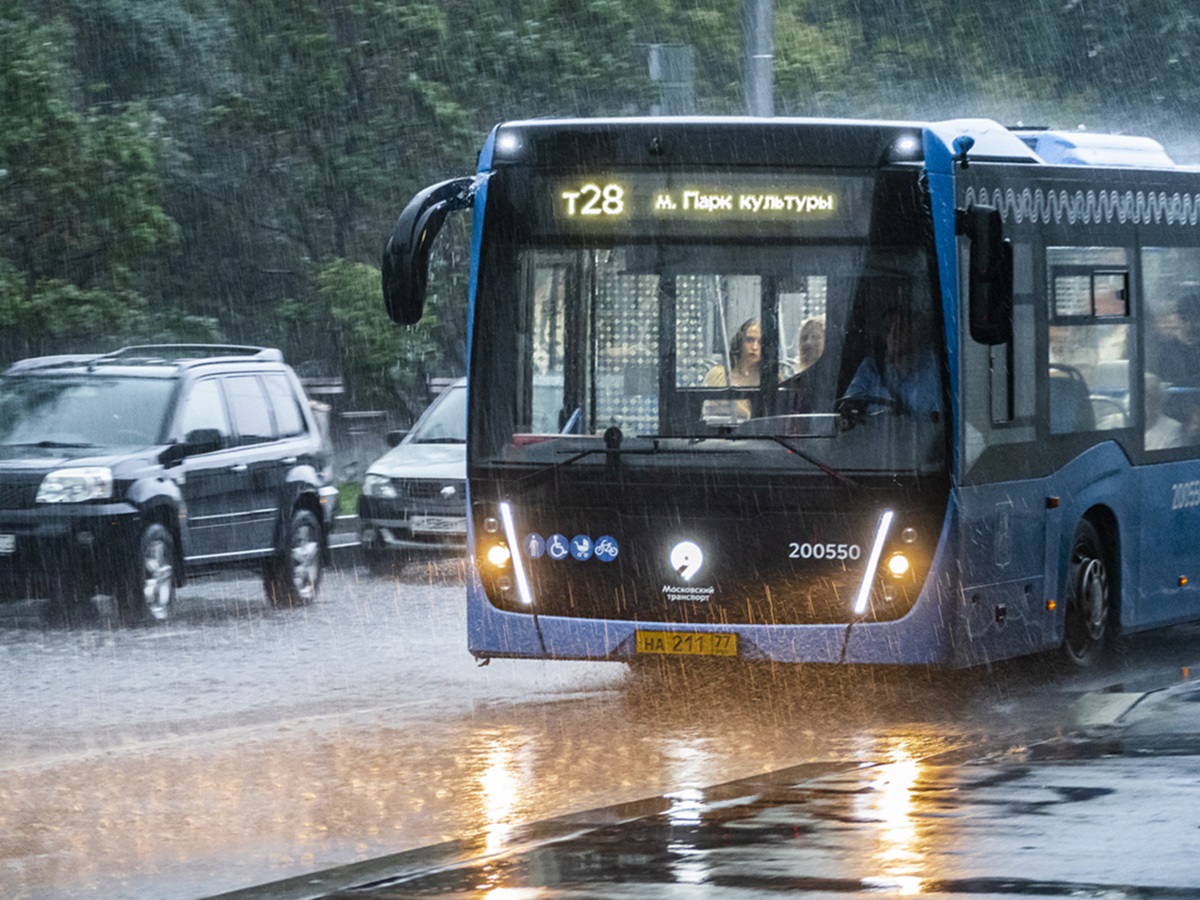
[6,0,1200,401]
[0,5,179,364]
[314,257,437,416]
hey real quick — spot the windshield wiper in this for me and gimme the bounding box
[7,440,97,449]
[639,432,856,486]
[502,425,854,495]
[500,426,743,495]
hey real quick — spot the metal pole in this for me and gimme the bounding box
[647,44,695,115]
[743,0,773,116]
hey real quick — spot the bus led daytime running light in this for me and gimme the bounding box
[498,501,534,606]
[854,510,895,616]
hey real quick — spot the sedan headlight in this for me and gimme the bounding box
[362,473,397,499]
[36,467,113,504]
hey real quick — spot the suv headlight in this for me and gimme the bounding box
[36,467,114,504]
[362,473,397,499]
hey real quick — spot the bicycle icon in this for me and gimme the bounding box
[594,535,619,562]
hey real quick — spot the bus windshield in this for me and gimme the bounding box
[472,237,947,477]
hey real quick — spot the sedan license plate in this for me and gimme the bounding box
[635,630,737,657]
[409,515,466,535]
[0,533,14,555]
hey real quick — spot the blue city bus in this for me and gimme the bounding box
[382,116,1200,668]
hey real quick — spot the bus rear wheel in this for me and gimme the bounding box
[1063,519,1111,667]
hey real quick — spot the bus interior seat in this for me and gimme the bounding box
[1164,384,1200,424]
[1090,395,1128,429]
[1049,364,1096,433]
[1093,359,1129,392]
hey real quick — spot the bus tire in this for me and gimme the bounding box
[1062,519,1112,667]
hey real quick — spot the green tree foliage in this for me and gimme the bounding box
[0,6,178,361]
[4,0,1200,417]
[317,258,436,412]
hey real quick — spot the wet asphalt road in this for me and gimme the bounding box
[3,552,1200,900]
[302,704,1200,900]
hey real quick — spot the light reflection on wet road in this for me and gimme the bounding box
[0,559,1195,899]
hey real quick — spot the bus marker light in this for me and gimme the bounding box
[1046,599,1057,612]
[495,131,523,158]
[1180,576,1189,587]
[483,516,500,534]
[1046,496,1060,509]
[854,510,894,616]
[486,544,511,568]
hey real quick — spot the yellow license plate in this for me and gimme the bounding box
[635,630,738,657]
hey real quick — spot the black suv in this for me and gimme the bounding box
[0,345,338,623]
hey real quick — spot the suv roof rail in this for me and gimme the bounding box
[4,353,104,374]
[97,344,285,364]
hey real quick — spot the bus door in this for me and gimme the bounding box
[953,178,1046,662]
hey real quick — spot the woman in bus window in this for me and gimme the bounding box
[702,318,762,422]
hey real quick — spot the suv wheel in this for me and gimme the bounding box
[265,508,322,608]
[119,523,177,624]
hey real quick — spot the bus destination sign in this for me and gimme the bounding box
[559,181,837,220]
[543,172,868,236]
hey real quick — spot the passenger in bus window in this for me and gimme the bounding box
[1148,293,1200,442]
[1145,373,1184,451]
[778,315,829,415]
[1149,293,1200,386]
[796,315,826,374]
[844,308,941,418]
[702,318,762,422]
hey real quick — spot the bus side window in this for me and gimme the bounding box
[1143,246,1200,448]
[1046,248,1131,434]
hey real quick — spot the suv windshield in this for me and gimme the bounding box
[0,376,176,448]
[472,240,946,476]
[412,385,466,444]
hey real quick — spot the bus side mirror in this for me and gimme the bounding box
[382,177,475,326]
[958,204,1013,345]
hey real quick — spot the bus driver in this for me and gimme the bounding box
[844,307,941,419]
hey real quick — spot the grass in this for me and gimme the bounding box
[336,481,361,515]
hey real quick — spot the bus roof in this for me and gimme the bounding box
[1012,130,1176,168]
[480,117,1178,173]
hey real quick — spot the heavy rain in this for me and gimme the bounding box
[5,2,1200,899]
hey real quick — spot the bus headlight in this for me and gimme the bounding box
[477,502,536,609]
[36,467,113,503]
[886,552,911,578]
[486,543,512,568]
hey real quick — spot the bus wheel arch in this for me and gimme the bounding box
[1062,509,1120,667]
